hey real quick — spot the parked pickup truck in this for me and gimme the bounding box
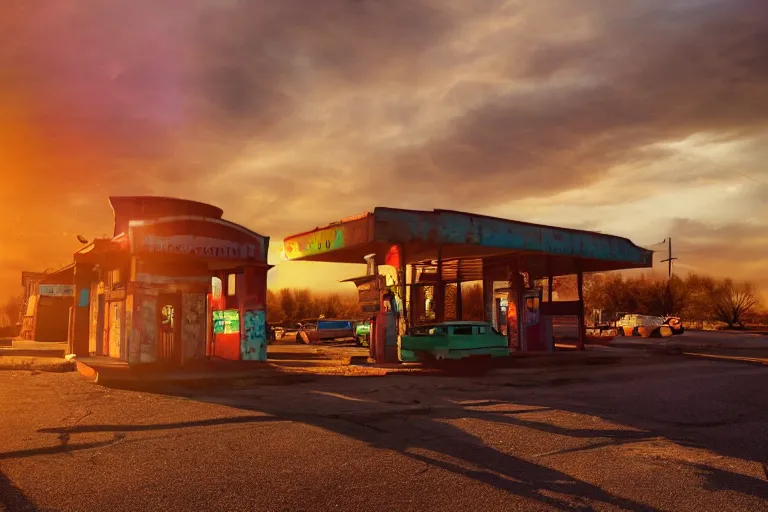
[296,319,357,344]
[398,321,510,363]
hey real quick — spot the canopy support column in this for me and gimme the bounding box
[577,263,585,351]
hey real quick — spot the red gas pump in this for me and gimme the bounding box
[523,288,545,351]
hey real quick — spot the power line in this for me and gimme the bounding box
[659,238,678,315]
[659,238,678,278]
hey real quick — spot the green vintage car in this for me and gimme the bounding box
[398,321,511,363]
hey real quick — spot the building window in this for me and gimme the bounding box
[107,269,122,290]
[211,277,223,300]
[227,273,237,296]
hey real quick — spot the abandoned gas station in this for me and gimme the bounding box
[283,208,653,363]
[64,196,272,366]
[21,198,653,370]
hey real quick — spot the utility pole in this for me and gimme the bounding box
[660,238,678,314]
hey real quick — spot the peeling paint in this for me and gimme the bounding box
[125,294,136,363]
[138,297,157,363]
[182,293,206,361]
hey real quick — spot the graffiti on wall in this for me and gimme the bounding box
[212,309,239,335]
[282,215,372,261]
[182,293,206,360]
[241,309,267,361]
[283,227,344,260]
[139,297,157,363]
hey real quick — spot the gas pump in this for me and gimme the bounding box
[344,254,400,364]
[523,287,545,351]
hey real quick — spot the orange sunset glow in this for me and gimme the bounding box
[1,0,767,302]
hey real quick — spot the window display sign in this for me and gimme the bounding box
[213,309,240,334]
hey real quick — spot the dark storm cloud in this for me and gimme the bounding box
[389,0,768,205]
[0,0,457,197]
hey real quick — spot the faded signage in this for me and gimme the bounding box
[39,284,75,297]
[135,273,210,285]
[136,235,258,260]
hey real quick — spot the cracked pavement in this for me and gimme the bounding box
[1,358,767,511]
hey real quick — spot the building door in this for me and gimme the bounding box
[108,302,123,359]
[93,294,104,355]
[158,293,182,365]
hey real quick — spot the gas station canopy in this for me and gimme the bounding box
[283,208,653,279]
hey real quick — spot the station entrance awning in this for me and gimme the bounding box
[282,208,653,279]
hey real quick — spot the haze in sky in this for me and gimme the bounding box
[1,0,766,301]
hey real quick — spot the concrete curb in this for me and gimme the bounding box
[0,357,75,372]
[0,348,67,358]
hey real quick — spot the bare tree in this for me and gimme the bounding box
[709,279,761,329]
[0,295,23,327]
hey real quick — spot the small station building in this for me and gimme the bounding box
[19,267,76,342]
[63,196,272,365]
[283,208,653,363]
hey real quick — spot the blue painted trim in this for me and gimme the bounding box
[374,208,652,266]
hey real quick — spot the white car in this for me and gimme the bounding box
[616,314,672,338]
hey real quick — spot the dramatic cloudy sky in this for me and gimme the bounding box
[1,0,767,302]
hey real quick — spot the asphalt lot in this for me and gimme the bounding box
[2,356,767,512]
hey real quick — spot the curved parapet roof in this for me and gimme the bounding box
[109,196,224,237]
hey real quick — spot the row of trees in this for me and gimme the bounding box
[582,273,763,328]
[267,272,764,330]
[266,289,362,325]
[1,271,761,331]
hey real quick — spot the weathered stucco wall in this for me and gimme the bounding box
[124,294,135,363]
[182,293,206,361]
[137,295,157,363]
